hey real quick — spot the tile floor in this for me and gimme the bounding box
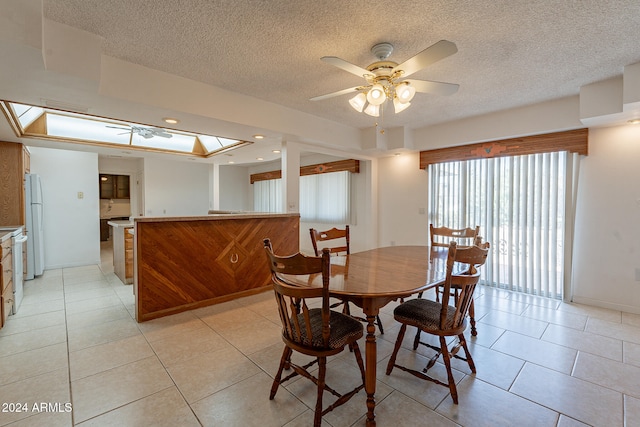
[1,242,639,426]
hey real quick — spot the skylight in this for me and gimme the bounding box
[1,101,252,158]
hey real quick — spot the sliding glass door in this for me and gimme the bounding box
[428,151,580,299]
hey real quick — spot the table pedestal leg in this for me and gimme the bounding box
[365,314,377,426]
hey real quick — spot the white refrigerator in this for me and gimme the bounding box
[25,173,44,280]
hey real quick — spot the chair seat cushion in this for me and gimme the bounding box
[294,309,363,349]
[393,299,457,332]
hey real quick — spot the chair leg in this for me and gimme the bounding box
[386,324,407,375]
[469,299,478,336]
[413,328,421,350]
[314,356,326,427]
[270,346,292,400]
[439,336,458,404]
[376,315,384,334]
[458,333,476,373]
[435,285,441,302]
[352,341,366,385]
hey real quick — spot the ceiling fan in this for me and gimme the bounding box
[310,40,459,116]
[106,124,173,139]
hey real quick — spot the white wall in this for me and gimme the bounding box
[572,124,640,313]
[219,164,251,211]
[143,157,210,216]
[29,146,100,269]
[377,153,429,247]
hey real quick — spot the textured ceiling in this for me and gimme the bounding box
[42,0,640,131]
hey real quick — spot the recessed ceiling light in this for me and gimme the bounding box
[272,150,281,154]
[163,117,179,124]
[394,153,401,156]
[228,161,235,164]
[253,134,265,139]
[628,119,640,125]
[256,157,264,161]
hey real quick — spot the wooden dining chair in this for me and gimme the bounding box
[263,238,365,427]
[429,224,481,335]
[310,226,384,334]
[385,240,489,404]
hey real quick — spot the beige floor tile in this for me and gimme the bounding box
[76,386,200,427]
[71,356,174,423]
[18,289,65,305]
[586,317,640,345]
[378,348,466,409]
[137,310,207,342]
[67,317,141,352]
[542,323,623,361]
[624,341,640,368]
[65,304,132,331]
[573,351,640,399]
[625,395,640,427]
[521,305,588,330]
[507,292,562,310]
[198,305,264,333]
[0,342,68,386]
[192,372,308,427]
[282,410,332,427]
[558,302,622,323]
[449,341,524,390]
[510,363,623,426]
[623,311,640,328]
[370,390,458,426]
[11,299,65,318]
[247,342,318,381]
[64,294,123,315]
[150,325,232,368]
[463,322,506,348]
[63,286,117,303]
[0,309,65,337]
[62,272,108,286]
[473,294,529,315]
[70,335,154,381]
[478,310,548,338]
[437,376,559,427]
[0,368,70,426]
[3,411,72,427]
[491,331,577,374]
[215,317,283,355]
[166,345,261,403]
[0,324,67,358]
[556,415,591,427]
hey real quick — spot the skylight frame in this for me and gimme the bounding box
[0,101,252,158]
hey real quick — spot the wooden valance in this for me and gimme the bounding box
[419,128,588,169]
[250,159,360,184]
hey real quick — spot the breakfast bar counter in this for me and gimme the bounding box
[133,213,299,322]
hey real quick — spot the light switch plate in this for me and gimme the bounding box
[77,191,84,199]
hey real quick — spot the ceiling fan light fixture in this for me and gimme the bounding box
[349,93,367,112]
[364,103,380,117]
[366,84,386,106]
[393,98,411,114]
[395,83,416,103]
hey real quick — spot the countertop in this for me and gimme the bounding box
[134,212,299,223]
[107,220,134,228]
[0,226,24,242]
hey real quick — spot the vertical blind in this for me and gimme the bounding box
[253,170,351,223]
[429,151,579,299]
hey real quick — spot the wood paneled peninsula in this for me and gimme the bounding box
[133,213,299,322]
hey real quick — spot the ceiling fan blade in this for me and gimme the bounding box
[310,86,362,101]
[392,40,458,78]
[321,56,371,78]
[405,79,459,96]
[106,125,130,131]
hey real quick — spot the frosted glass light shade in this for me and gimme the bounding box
[366,84,386,105]
[364,103,380,117]
[395,83,416,102]
[349,93,367,112]
[393,98,411,113]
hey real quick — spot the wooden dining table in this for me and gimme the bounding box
[281,245,451,427]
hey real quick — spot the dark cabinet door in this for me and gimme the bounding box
[100,174,130,199]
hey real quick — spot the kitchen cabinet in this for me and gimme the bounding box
[134,213,299,322]
[108,220,134,284]
[99,174,130,199]
[1,235,13,328]
[0,142,28,226]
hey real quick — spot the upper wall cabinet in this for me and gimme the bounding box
[100,174,130,199]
